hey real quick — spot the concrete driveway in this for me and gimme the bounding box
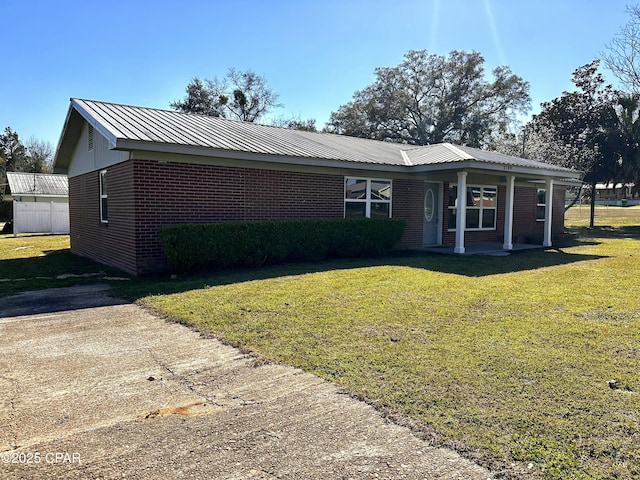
[0,284,493,479]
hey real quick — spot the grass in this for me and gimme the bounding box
[0,233,128,294]
[131,206,640,480]
[565,203,640,228]
[2,207,640,479]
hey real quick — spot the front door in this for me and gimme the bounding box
[423,182,440,245]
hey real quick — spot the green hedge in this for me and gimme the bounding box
[159,218,406,273]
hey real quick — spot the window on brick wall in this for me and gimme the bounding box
[447,185,497,230]
[344,177,392,218]
[536,188,546,221]
[100,170,108,223]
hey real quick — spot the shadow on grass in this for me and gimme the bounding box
[114,248,606,302]
[0,235,608,302]
[0,249,127,296]
[567,225,640,239]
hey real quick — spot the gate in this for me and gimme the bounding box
[13,201,70,235]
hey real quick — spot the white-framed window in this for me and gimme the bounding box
[344,177,392,218]
[100,170,108,223]
[536,189,546,221]
[447,185,497,230]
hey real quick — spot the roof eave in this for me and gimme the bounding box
[116,139,583,179]
[412,160,582,180]
[9,193,68,198]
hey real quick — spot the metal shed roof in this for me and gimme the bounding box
[6,172,68,196]
[54,99,580,179]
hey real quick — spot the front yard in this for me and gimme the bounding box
[2,206,639,479]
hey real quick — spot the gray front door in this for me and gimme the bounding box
[423,182,440,245]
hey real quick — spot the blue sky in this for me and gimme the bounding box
[1,0,634,150]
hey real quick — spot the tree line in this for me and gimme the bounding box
[5,6,638,218]
[0,127,53,198]
[171,6,640,224]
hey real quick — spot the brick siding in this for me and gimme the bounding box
[69,159,568,275]
[69,161,137,274]
[392,179,425,249]
[70,159,347,274]
[512,186,565,243]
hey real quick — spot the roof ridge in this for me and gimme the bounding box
[441,142,474,159]
[72,98,313,134]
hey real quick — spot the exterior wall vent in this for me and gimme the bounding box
[88,125,94,151]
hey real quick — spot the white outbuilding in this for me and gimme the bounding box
[5,172,69,235]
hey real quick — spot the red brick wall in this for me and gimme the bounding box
[392,179,425,249]
[512,186,565,242]
[133,160,345,273]
[69,159,568,274]
[69,161,137,274]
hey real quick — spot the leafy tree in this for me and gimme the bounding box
[602,5,640,93]
[326,49,530,148]
[171,77,226,117]
[0,127,27,191]
[606,93,640,188]
[526,61,625,225]
[172,68,281,122]
[0,129,54,200]
[527,62,616,169]
[270,115,317,132]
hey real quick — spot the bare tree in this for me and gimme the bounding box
[24,137,53,173]
[172,68,282,122]
[602,5,640,93]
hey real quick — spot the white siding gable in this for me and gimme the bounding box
[68,121,129,178]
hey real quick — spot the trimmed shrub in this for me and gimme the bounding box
[159,218,406,273]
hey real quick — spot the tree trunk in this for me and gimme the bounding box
[564,185,584,212]
[590,181,596,227]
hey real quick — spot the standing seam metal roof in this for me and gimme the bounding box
[63,99,578,175]
[6,172,68,196]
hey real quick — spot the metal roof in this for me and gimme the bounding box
[54,98,580,178]
[6,172,68,196]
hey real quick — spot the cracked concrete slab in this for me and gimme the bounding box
[0,285,494,479]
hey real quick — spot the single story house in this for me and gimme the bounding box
[4,172,69,235]
[53,99,581,275]
[594,182,638,206]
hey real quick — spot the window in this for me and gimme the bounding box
[345,177,391,218]
[447,185,497,230]
[536,188,546,221]
[100,170,108,223]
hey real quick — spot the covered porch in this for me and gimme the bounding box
[408,144,582,254]
[448,171,557,254]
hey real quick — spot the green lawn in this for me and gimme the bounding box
[132,207,640,480]
[1,208,639,479]
[565,203,640,227]
[0,234,127,294]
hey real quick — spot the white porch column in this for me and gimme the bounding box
[454,171,468,254]
[503,175,515,250]
[543,178,554,247]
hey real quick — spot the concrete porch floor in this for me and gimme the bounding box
[418,242,546,257]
